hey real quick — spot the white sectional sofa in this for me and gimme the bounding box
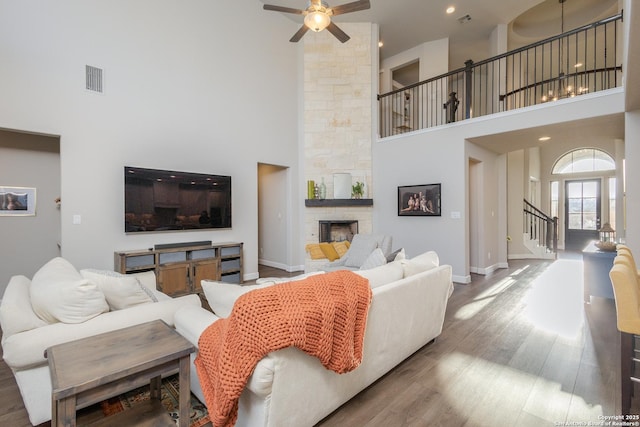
[0,258,201,426]
[175,251,453,427]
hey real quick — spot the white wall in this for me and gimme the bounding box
[0,131,61,293]
[379,38,449,94]
[373,89,625,282]
[0,1,301,281]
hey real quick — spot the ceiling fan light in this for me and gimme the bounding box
[304,11,331,32]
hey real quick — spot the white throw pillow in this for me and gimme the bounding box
[359,248,387,270]
[80,269,156,310]
[0,275,48,337]
[30,257,109,324]
[201,280,275,318]
[354,260,404,288]
[401,251,440,277]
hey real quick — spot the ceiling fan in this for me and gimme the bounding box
[263,0,371,43]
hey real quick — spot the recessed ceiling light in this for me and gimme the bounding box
[538,136,551,142]
[378,41,384,47]
[574,62,583,68]
[446,6,455,14]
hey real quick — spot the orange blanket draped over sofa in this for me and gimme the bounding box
[194,270,373,427]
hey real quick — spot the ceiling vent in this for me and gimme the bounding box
[85,65,104,93]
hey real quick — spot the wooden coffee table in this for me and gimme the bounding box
[47,319,195,427]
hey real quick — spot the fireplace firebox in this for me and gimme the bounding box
[319,220,358,243]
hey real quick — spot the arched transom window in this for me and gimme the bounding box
[552,148,615,174]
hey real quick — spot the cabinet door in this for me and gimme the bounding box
[192,259,219,293]
[157,263,190,296]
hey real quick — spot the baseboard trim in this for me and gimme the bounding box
[453,274,471,284]
[258,259,304,273]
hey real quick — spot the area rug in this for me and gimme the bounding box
[76,374,210,426]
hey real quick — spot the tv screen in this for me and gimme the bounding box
[124,166,231,233]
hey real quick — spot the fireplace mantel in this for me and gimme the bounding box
[305,199,373,207]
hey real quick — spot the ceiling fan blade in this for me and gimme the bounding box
[263,4,305,15]
[290,25,310,42]
[331,0,370,16]
[326,22,350,43]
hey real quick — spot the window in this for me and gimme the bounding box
[552,148,615,174]
[567,181,598,230]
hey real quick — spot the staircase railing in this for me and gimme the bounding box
[377,12,623,138]
[523,199,558,255]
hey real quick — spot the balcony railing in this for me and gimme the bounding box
[378,13,623,138]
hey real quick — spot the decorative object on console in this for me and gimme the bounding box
[595,222,617,251]
[0,186,36,216]
[398,183,441,216]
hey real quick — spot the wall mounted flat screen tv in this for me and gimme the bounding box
[124,166,231,233]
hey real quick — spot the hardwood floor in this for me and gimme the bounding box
[0,256,631,426]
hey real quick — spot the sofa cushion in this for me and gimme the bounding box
[80,269,156,310]
[401,251,440,277]
[0,275,47,338]
[202,281,275,318]
[30,257,109,324]
[354,260,404,288]
[343,234,379,268]
[360,248,387,270]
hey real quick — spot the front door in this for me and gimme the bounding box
[565,179,601,251]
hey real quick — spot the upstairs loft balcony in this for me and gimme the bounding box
[377,13,623,138]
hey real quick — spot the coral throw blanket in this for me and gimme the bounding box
[194,270,373,427]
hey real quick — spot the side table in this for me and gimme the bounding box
[47,319,195,426]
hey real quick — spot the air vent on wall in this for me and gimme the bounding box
[85,65,104,93]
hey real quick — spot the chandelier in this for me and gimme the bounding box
[541,0,589,102]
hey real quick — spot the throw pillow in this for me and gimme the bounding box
[332,241,350,258]
[343,234,379,268]
[30,257,109,324]
[201,280,275,318]
[80,269,156,310]
[354,260,404,288]
[386,248,406,263]
[319,242,340,261]
[0,275,48,336]
[360,248,387,270]
[305,244,325,260]
[401,251,440,277]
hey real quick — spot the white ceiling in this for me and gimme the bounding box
[259,0,618,65]
[258,0,628,150]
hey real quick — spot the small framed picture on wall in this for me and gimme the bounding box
[0,187,37,216]
[398,183,441,216]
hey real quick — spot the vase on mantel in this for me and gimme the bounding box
[333,173,352,199]
[319,178,326,200]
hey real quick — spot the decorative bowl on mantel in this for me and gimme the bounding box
[595,240,617,252]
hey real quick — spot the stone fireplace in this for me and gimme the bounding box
[319,220,358,243]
